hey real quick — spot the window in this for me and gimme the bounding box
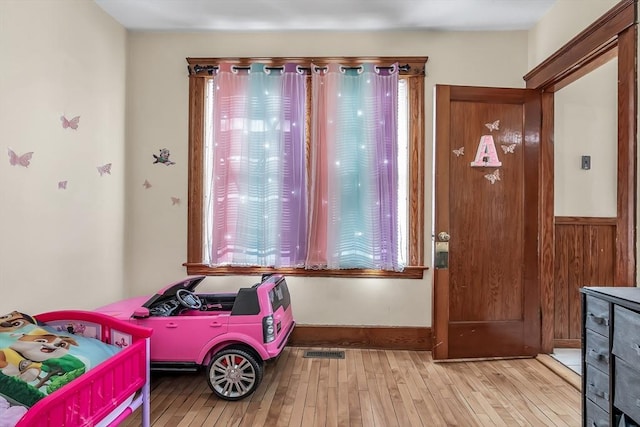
[186,57,427,278]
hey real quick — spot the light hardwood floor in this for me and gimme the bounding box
[122,347,581,427]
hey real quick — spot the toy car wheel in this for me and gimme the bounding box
[207,348,263,401]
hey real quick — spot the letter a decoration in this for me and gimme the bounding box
[470,135,502,167]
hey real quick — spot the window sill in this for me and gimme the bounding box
[183,263,428,279]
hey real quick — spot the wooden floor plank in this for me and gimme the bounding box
[336,350,350,427]
[312,358,330,427]
[287,357,311,427]
[123,347,582,427]
[358,390,375,427]
[396,351,449,427]
[386,351,423,427]
[252,350,292,426]
[465,361,529,426]
[370,350,401,427]
[345,349,364,427]
[362,351,388,427]
[422,359,482,426]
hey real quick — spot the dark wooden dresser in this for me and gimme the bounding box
[581,287,640,427]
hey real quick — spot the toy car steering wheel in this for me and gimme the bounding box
[176,288,203,310]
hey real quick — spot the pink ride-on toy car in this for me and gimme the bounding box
[95,274,295,400]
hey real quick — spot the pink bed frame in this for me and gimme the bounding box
[14,310,152,427]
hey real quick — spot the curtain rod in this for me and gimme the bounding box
[190,63,411,75]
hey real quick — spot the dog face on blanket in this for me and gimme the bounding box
[0,311,35,333]
[0,328,78,382]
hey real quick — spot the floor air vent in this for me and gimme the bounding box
[303,350,345,359]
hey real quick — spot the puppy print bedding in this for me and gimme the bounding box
[0,311,122,426]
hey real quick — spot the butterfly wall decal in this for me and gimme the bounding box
[171,197,181,206]
[97,163,112,176]
[501,144,516,154]
[61,115,80,130]
[485,120,500,132]
[143,180,152,189]
[8,149,33,167]
[484,169,501,184]
[58,181,68,190]
[452,147,464,157]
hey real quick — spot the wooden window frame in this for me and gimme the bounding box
[184,56,428,278]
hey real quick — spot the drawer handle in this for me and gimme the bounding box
[588,349,609,362]
[588,384,609,401]
[588,313,609,326]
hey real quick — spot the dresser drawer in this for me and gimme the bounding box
[586,364,610,411]
[586,296,610,336]
[614,358,640,424]
[586,328,610,372]
[586,398,610,427]
[612,305,640,365]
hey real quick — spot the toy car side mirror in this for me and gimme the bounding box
[133,307,150,319]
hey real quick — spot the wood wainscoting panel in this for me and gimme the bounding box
[554,217,616,344]
[289,325,431,351]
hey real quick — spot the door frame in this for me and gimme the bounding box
[523,0,637,353]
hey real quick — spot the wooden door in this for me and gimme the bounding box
[433,85,541,360]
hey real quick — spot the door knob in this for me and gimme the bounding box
[437,232,450,242]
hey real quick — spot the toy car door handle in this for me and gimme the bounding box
[209,321,222,327]
[166,323,178,328]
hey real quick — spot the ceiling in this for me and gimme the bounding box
[94,0,557,32]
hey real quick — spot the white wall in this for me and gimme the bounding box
[0,0,127,314]
[124,30,529,326]
[554,59,618,217]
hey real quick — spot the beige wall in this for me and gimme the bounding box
[530,0,637,283]
[0,0,127,314]
[554,59,618,217]
[529,0,619,218]
[528,0,619,68]
[125,30,529,326]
